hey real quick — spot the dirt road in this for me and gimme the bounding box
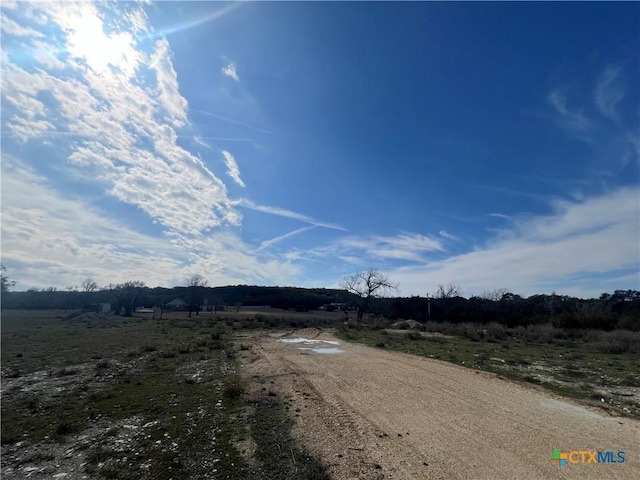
[240,329,639,480]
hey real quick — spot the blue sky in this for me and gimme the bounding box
[1,1,638,298]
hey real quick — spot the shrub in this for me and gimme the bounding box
[592,329,640,354]
[222,375,244,399]
[484,322,507,341]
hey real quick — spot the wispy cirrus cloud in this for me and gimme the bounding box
[547,64,638,171]
[439,230,461,242]
[221,150,245,187]
[548,89,591,132]
[191,108,273,135]
[193,135,210,148]
[259,226,317,251]
[314,231,445,265]
[236,198,346,231]
[594,65,624,121]
[222,62,239,81]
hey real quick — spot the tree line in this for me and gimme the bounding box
[1,266,638,331]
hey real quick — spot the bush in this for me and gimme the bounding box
[222,375,245,399]
[592,329,640,354]
[484,322,507,341]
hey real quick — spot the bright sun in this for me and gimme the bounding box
[62,5,138,77]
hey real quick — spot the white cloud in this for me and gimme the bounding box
[594,65,625,121]
[548,90,591,132]
[48,2,142,79]
[125,7,149,35]
[0,0,18,11]
[236,198,346,231]
[1,157,183,287]
[150,37,189,127]
[1,2,239,236]
[316,232,444,264]
[4,116,54,143]
[387,187,640,298]
[1,156,301,289]
[1,12,44,37]
[371,232,444,260]
[0,2,328,290]
[439,230,461,242]
[28,39,67,70]
[221,150,246,187]
[222,62,239,81]
[259,226,316,250]
[193,135,210,148]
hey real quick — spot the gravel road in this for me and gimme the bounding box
[241,329,639,480]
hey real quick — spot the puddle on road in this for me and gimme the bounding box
[300,347,344,354]
[279,337,344,354]
[280,338,340,345]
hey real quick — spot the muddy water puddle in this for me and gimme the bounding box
[279,338,344,354]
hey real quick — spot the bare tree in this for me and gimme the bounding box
[434,284,462,299]
[480,288,508,301]
[81,278,99,293]
[185,274,209,317]
[340,268,399,322]
[110,281,145,316]
[68,277,100,308]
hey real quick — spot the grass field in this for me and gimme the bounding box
[336,323,640,418]
[1,309,331,479]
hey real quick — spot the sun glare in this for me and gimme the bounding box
[62,5,138,78]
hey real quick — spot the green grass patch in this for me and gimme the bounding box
[1,310,330,479]
[249,394,330,480]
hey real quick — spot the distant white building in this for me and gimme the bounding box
[99,303,111,314]
[165,298,188,310]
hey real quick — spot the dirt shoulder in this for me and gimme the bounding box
[240,329,640,480]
